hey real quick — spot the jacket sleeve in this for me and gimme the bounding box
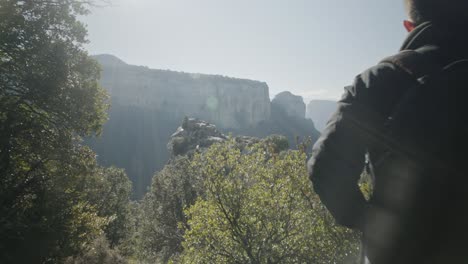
[307,62,415,229]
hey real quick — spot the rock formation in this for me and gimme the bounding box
[167,118,262,158]
[88,55,320,198]
[240,92,320,149]
[168,118,227,157]
[95,54,270,129]
[272,91,306,119]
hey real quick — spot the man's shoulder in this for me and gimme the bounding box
[381,48,441,79]
[343,51,425,112]
[359,49,433,86]
[351,54,415,95]
[358,46,439,85]
[344,47,442,110]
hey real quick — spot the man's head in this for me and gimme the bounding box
[403,0,468,31]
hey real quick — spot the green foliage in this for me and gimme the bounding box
[86,167,134,252]
[64,163,135,261]
[65,236,128,264]
[0,1,361,263]
[359,170,374,201]
[264,134,290,153]
[0,0,134,263]
[174,140,360,264]
[136,136,291,263]
[137,157,200,263]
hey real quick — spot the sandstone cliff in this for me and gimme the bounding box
[95,54,270,129]
[272,91,306,119]
[241,92,319,148]
[89,55,319,198]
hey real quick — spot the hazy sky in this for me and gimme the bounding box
[83,0,408,102]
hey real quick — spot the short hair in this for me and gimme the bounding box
[404,0,468,25]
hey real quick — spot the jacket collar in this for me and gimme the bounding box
[400,22,434,51]
[400,21,468,52]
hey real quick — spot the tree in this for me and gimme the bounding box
[84,167,134,252]
[176,140,360,264]
[0,0,124,263]
[138,157,200,263]
[65,235,128,264]
[137,136,289,263]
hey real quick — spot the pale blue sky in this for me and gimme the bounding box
[84,0,408,102]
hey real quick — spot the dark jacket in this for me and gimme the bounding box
[308,22,468,264]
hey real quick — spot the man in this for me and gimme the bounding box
[308,1,468,263]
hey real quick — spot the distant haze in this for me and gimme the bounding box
[83,0,407,102]
[89,54,320,197]
[306,100,337,132]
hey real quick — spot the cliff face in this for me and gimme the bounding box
[89,55,319,198]
[95,54,270,129]
[306,100,337,132]
[272,91,306,119]
[86,103,180,198]
[242,92,320,149]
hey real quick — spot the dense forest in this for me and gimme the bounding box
[0,1,364,263]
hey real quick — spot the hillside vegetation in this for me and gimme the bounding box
[0,1,359,263]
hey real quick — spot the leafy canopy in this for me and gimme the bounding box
[0,0,133,263]
[176,139,360,264]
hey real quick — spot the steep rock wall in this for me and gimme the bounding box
[272,91,306,119]
[89,55,319,198]
[96,54,270,129]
